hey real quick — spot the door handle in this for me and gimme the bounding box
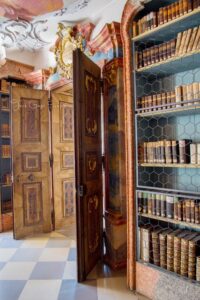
[27,174,35,182]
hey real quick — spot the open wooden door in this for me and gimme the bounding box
[12,87,52,239]
[51,83,75,229]
[73,49,103,282]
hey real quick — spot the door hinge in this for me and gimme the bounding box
[49,154,53,167]
[48,97,52,112]
[78,185,86,197]
[100,79,104,94]
[102,155,105,170]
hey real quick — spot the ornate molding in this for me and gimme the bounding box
[54,0,91,17]
[0,19,49,51]
[121,0,145,290]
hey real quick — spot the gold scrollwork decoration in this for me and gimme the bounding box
[88,158,97,173]
[86,118,97,135]
[85,75,97,93]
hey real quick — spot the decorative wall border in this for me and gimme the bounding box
[121,0,147,290]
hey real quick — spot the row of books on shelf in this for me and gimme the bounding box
[136,26,200,69]
[133,0,200,37]
[140,139,200,164]
[137,82,200,111]
[140,225,200,280]
[1,124,10,137]
[1,145,11,158]
[138,192,200,224]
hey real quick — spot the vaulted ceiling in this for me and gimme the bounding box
[0,0,116,51]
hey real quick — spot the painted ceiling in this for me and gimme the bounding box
[0,0,114,50]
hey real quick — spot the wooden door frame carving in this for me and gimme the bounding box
[121,0,149,290]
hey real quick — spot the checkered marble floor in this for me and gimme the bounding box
[0,228,148,300]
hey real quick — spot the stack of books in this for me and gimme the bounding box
[140,225,200,280]
[139,139,200,164]
[136,26,200,69]
[138,192,200,224]
[133,0,200,37]
[2,145,11,158]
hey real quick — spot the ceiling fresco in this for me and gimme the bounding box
[0,0,98,50]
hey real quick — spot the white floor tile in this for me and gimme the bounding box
[97,277,138,300]
[21,239,48,248]
[19,280,62,300]
[0,248,17,261]
[39,248,69,262]
[63,261,77,279]
[0,262,36,280]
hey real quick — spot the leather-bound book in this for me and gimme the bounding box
[152,94,157,110]
[175,86,182,107]
[143,49,148,67]
[178,30,188,55]
[174,197,179,220]
[172,140,179,163]
[182,28,193,54]
[163,43,168,60]
[148,193,152,214]
[166,195,174,218]
[160,140,165,163]
[160,194,166,217]
[158,43,164,62]
[166,91,171,109]
[179,139,192,164]
[183,0,189,14]
[195,202,200,224]
[185,199,191,222]
[175,32,183,55]
[178,200,183,221]
[143,192,148,213]
[152,193,156,215]
[158,7,164,25]
[150,46,155,65]
[174,231,191,274]
[186,83,194,105]
[156,193,161,216]
[180,232,198,277]
[179,0,184,15]
[190,143,197,164]
[160,229,173,269]
[161,92,167,107]
[172,3,177,19]
[165,140,172,164]
[163,6,168,23]
[167,4,172,21]
[143,142,147,163]
[166,40,172,60]
[192,26,200,51]
[188,236,200,279]
[140,225,152,263]
[187,27,198,53]
[193,0,200,9]
[167,229,182,271]
[146,48,151,66]
[175,1,180,18]
[183,200,186,221]
[152,228,163,266]
[191,200,195,223]
[155,45,159,63]
[138,191,143,213]
[193,82,199,105]
[171,38,177,56]
[137,51,143,69]
[197,143,200,164]
[196,256,200,281]
[188,0,192,12]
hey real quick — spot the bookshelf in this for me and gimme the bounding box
[132,0,200,286]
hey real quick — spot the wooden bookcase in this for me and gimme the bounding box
[0,89,12,232]
[121,0,200,297]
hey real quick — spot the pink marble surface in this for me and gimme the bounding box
[136,262,159,300]
[0,0,63,20]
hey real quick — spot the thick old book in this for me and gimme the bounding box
[174,197,179,220]
[180,232,198,277]
[160,228,173,269]
[175,86,182,107]
[156,193,161,216]
[148,193,152,214]
[165,140,172,163]
[152,193,157,215]
[182,28,193,54]
[178,30,188,55]
[185,199,191,222]
[192,26,200,51]
[188,235,200,279]
[178,200,182,221]
[161,194,166,217]
[140,225,152,263]
[191,200,195,223]
[172,140,179,163]
[152,228,164,266]
[195,203,200,224]
[166,195,174,218]
[167,229,182,272]
[179,139,192,164]
[187,27,198,53]
[174,231,191,274]
[197,143,200,164]
[190,143,197,164]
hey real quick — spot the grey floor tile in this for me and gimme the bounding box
[67,248,77,261]
[58,279,98,300]
[0,238,23,248]
[11,248,43,262]
[46,239,71,248]
[0,280,26,300]
[30,262,65,279]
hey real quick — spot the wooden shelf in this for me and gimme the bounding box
[135,50,200,75]
[139,213,200,230]
[139,163,200,168]
[136,103,200,117]
[133,8,200,43]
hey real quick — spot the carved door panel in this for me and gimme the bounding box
[12,87,51,239]
[51,86,75,229]
[73,49,103,282]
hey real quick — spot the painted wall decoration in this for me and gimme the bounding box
[63,180,75,217]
